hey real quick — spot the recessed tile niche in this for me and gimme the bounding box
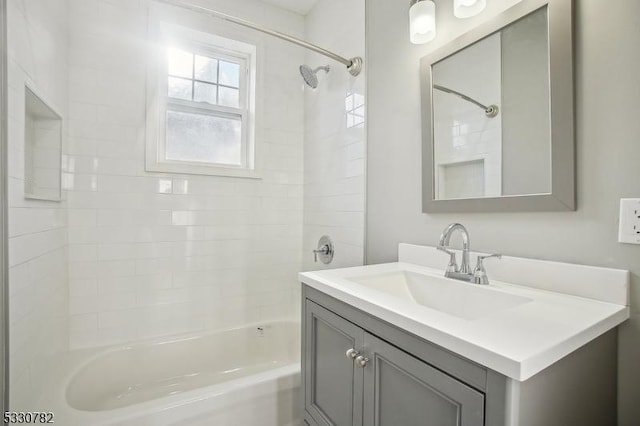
[24,86,62,201]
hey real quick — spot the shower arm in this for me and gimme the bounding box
[152,0,363,77]
[433,84,499,118]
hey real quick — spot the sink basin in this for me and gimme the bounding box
[348,271,532,320]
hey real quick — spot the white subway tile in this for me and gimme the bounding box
[97,141,139,158]
[97,325,137,346]
[98,243,136,260]
[136,273,172,292]
[158,179,172,194]
[97,275,137,295]
[96,260,136,277]
[68,226,100,244]
[69,262,98,280]
[135,258,174,276]
[98,309,137,330]
[172,178,189,195]
[68,209,97,227]
[98,291,136,312]
[65,156,99,174]
[96,157,139,176]
[138,288,190,307]
[69,280,99,315]
[69,244,98,262]
[152,226,206,242]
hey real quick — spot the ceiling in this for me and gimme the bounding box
[259,0,318,15]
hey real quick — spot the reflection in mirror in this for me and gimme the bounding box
[432,6,549,200]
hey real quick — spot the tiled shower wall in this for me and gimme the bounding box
[302,0,366,272]
[7,0,69,409]
[65,0,305,348]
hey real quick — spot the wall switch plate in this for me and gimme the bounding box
[618,198,640,244]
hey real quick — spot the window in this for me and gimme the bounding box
[165,47,245,166]
[146,22,258,178]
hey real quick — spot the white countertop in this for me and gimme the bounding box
[299,244,630,381]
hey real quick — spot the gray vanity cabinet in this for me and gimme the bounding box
[302,282,619,426]
[304,300,364,426]
[304,296,485,426]
[362,333,484,426]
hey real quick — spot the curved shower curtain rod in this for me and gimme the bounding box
[433,84,499,118]
[153,0,363,77]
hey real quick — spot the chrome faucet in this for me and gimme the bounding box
[437,223,501,285]
[438,223,471,274]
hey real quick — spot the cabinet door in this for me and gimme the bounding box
[363,333,485,426]
[305,300,364,426]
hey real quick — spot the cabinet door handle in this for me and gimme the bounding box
[346,348,360,359]
[355,355,369,367]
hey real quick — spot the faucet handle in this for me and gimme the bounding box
[476,253,502,262]
[313,244,330,262]
[437,246,458,273]
[473,253,502,285]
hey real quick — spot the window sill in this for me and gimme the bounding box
[145,160,261,179]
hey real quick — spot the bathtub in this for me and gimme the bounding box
[40,321,301,426]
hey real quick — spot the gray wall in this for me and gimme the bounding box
[501,7,551,196]
[365,0,640,423]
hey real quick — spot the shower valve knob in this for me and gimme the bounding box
[312,236,334,264]
[313,245,330,262]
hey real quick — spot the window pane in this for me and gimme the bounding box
[166,110,242,166]
[168,77,192,100]
[218,86,239,108]
[194,82,217,104]
[194,55,218,83]
[219,61,240,87]
[167,48,193,79]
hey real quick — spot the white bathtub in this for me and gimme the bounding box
[41,321,301,426]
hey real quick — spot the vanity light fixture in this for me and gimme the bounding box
[409,0,437,44]
[453,0,487,18]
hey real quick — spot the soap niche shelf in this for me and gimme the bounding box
[24,85,62,201]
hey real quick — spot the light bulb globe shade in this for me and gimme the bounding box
[454,0,486,18]
[410,0,436,44]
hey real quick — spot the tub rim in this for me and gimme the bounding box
[65,318,300,387]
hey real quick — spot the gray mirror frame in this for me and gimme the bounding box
[421,0,574,213]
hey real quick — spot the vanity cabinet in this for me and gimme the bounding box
[301,284,619,426]
[362,333,484,426]
[304,301,364,426]
[303,286,500,426]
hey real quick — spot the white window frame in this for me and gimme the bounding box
[163,44,249,168]
[146,19,259,178]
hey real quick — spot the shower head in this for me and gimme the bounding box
[299,64,330,89]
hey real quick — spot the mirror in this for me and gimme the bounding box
[421,0,574,212]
